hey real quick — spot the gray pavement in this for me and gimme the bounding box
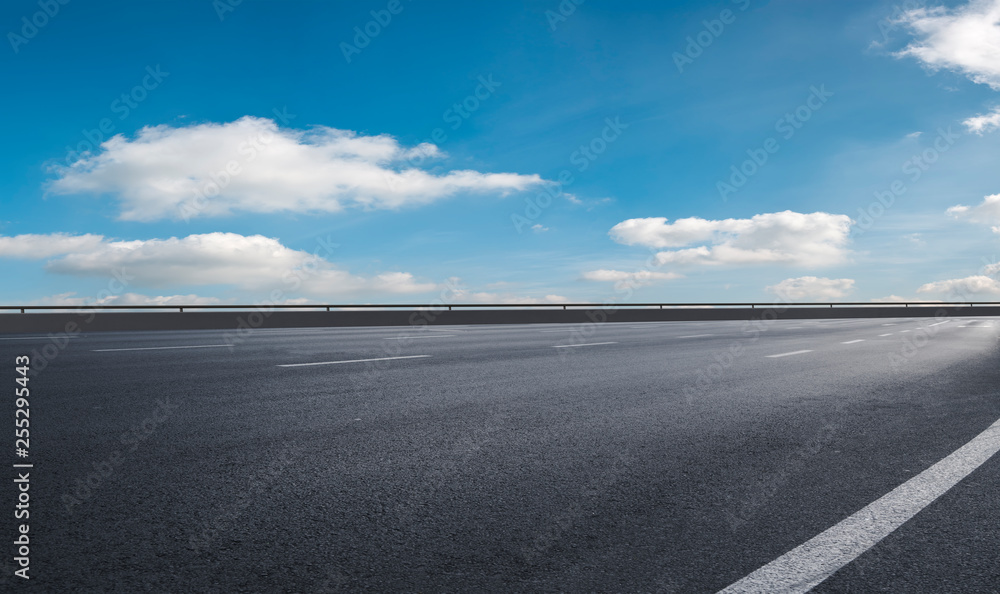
[2,317,999,592]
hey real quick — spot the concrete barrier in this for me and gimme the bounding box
[1,306,998,334]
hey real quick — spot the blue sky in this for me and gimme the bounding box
[3,0,1000,306]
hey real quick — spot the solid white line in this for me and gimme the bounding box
[678,334,714,338]
[878,333,893,337]
[765,350,813,358]
[278,355,430,368]
[717,416,1000,593]
[92,344,230,352]
[841,339,865,344]
[552,342,618,348]
[383,335,455,340]
[0,336,81,340]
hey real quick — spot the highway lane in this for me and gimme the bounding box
[2,317,999,592]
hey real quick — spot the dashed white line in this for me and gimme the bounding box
[899,330,911,333]
[841,339,865,344]
[718,415,1000,593]
[765,350,813,358]
[678,334,714,339]
[552,342,618,348]
[384,335,455,340]
[277,355,431,368]
[92,344,230,352]
[539,329,578,333]
[927,320,950,327]
[878,333,893,337]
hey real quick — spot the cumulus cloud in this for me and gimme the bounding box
[964,107,1000,134]
[895,0,1000,89]
[0,233,105,259]
[947,193,1000,230]
[30,292,225,306]
[766,276,855,301]
[48,116,547,221]
[917,275,1000,296]
[581,269,683,288]
[609,211,853,267]
[1,232,437,297]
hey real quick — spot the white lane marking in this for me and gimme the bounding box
[92,344,230,352]
[899,330,911,333]
[278,355,431,368]
[1,336,81,340]
[881,323,897,326]
[841,339,865,344]
[552,342,618,348]
[878,333,893,337]
[717,416,1000,594]
[765,350,813,358]
[384,335,455,340]
[539,329,578,333]
[678,334,714,338]
[927,321,950,327]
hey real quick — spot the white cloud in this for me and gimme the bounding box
[48,116,548,221]
[2,232,437,297]
[0,233,105,259]
[451,290,569,305]
[917,275,1000,296]
[895,0,1000,89]
[531,224,549,232]
[581,269,683,288]
[963,107,1000,134]
[609,211,853,267]
[869,295,938,303]
[29,292,225,306]
[765,276,855,301]
[947,193,1000,230]
[905,131,923,139]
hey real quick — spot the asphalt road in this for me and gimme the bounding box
[2,316,999,592]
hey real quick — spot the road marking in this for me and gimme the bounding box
[718,416,1000,594]
[0,336,81,340]
[878,333,893,337]
[841,339,865,344]
[881,323,897,326]
[899,330,911,333]
[384,335,455,340]
[678,334,714,338]
[92,344,230,352]
[540,329,578,333]
[765,350,813,358]
[277,355,431,368]
[927,320,950,327]
[552,342,618,348]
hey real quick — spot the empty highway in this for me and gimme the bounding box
[2,316,999,592]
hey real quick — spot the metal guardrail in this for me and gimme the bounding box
[1,302,999,313]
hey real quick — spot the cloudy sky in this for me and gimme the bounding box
[3,0,1000,306]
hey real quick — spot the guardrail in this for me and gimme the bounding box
[2,302,998,313]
